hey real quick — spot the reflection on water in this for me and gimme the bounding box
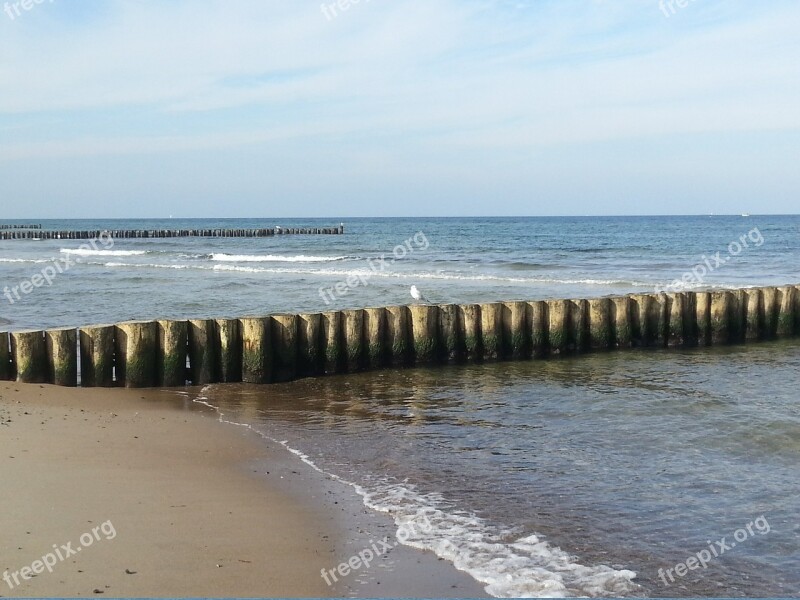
[200,341,800,597]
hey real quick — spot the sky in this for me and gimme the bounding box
[0,0,799,218]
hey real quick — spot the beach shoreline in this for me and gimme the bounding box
[0,381,487,598]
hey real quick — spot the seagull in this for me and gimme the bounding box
[410,285,429,304]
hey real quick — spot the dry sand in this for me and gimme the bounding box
[0,381,488,598]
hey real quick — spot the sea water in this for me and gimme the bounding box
[1,215,797,330]
[198,343,800,597]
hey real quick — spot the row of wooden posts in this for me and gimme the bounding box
[1,285,799,388]
[0,224,41,230]
[0,226,344,240]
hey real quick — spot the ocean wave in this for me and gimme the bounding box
[0,257,52,264]
[86,260,748,294]
[653,281,758,292]
[210,263,655,287]
[178,253,208,260]
[102,262,191,269]
[210,253,353,263]
[358,483,639,598]
[80,259,747,292]
[60,248,147,257]
[191,391,639,599]
[504,261,554,271]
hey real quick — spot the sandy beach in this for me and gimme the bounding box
[0,381,487,598]
[0,382,338,597]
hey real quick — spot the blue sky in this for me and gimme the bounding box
[1,0,798,218]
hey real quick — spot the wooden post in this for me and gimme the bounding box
[298,313,323,376]
[240,317,271,383]
[710,291,733,344]
[11,331,48,384]
[0,331,12,381]
[683,292,699,346]
[529,300,548,358]
[115,321,158,388]
[480,303,504,361]
[665,292,681,347]
[777,285,797,337]
[79,325,115,387]
[547,299,568,355]
[631,294,649,346]
[730,289,747,343]
[158,320,188,387]
[795,285,800,335]
[696,292,711,346]
[342,309,366,372]
[271,314,298,382]
[588,297,612,350]
[652,293,668,347]
[321,311,344,374]
[502,301,529,359]
[46,328,78,387]
[458,304,482,361]
[385,306,411,366]
[666,293,687,347]
[632,294,666,347]
[438,304,462,363]
[761,287,779,339]
[322,311,347,374]
[612,296,632,348]
[364,308,387,369]
[216,319,242,383]
[188,319,217,385]
[409,304,440,365]
[743,289,762,341]
[567,299,588,352]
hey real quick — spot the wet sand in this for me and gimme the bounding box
[0,381,487,598]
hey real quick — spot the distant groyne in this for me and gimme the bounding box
[0,225,344,240]
[0,224,42,231]
[1,285,798,387]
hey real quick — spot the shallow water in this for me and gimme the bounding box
[200,341,800,597]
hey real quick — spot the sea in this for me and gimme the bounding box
[1,215,799,597]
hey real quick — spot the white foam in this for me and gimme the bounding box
[210,253,351,263]
[354,482,639,598]
[60,248,146,257]
[0,258,51,264]
[94,260,746,294]
[103,262,191,269]
[212,264,267,273]
[210,263,654,287]
[54,255,657,289]
[189,391,640,599]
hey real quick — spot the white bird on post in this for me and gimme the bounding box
[410,285,429,304]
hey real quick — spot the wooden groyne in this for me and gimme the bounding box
[1,285,799,387]
[0,225,344,240]
[0,224,41,230]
